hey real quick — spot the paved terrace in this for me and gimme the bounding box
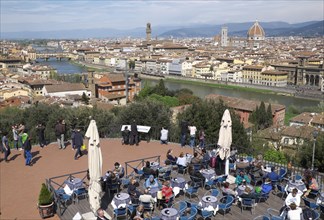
[1,138,322,220]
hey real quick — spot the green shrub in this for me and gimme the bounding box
[38,183,53,205]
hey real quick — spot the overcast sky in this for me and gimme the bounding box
[1,0,323,32]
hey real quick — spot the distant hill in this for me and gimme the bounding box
[1,21,323,39]
[159,21,324,37]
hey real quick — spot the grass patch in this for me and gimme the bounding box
[284,112,298,125]
[165,77,279,94]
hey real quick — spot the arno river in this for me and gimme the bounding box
[37,58,320,109]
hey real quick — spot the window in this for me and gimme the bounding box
[283,138,289,145]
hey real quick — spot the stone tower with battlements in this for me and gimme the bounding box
[146,23,151,42]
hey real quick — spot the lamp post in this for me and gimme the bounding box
[311,130,318,170]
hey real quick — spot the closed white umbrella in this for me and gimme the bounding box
[85,120,102,213]
[217,109,232,175]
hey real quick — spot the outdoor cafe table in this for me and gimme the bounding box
[160,208,178,220]
[200,169,215,181]
[171,177,186,189]
[64,178,83,190]
[236,184,255,196]
[150,161,160,171]
[236,159,250,170]
[286,180,307,194]
[201,195,218,208]
[113,192,130,207]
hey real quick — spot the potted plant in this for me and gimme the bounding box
[38,183,55,219]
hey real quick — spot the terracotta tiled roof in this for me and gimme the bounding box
[205,94,285,113]
[261,70,287,75]
[242,65,263,70]
[290,112,314,124]
[45,83,86,93]
[281,125,316,139]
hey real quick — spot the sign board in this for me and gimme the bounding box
[121,125,151,133]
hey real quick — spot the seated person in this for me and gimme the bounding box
[121,126,130,145]
[113,162,125,178]
[188,164,205,186]
[166,149,177,165]
[161,181,173,203]
[139,189,155,209]
[190,152,201,165]
[143,161,158,177]
[128,178,142,202]
[130,204,144,220]
[176,152,188,167]
[303,175,319,197]
[285,188,301,207]
[158,160,172,178]
[145,175,159,189]
[254,180,262,195]
[261,178,272,194]
[287,203,302,220]
[105,172,121,192]
[201,148,210,166]
[97,208,109,220]
[265,166,280,182]
[250,162,264,183]
[235,170,251,185]
[239,186,257,199]
[221,182,237,197]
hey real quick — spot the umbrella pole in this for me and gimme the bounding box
[225,158,229,175]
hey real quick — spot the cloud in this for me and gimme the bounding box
[1,0,323,32]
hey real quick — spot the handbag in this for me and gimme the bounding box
[81,144,87,150]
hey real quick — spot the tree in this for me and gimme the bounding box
[266,103,273,127]
[298,131,324,172]
[81,92,90,105]
[152,79,168,96]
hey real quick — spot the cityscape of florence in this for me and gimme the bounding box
[0,0,324,219]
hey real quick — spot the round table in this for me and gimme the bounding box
[171,177,186,189]
[236,184,254,196]
[150,161,160,171]
[160,208,178,220]
[287,180,307,193]
[113,192,130,207]
[200,169,215,180]
[148,186,159,198]
[201,196,218,208]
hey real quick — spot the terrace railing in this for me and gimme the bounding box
[124,155,160,177]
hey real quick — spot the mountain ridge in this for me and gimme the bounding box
[1,20,323,39]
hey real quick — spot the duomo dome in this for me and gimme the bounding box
[247,21,265,40]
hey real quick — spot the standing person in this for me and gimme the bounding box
[198,128,205,148]
[121,126,130,145]
[24,136,32,166]
[36,123,46,148]
[130,120,139,146]
[74,129,83,160]
[12,125,19,150]
[180,120,188,147]
[55,119,66,149]
[188,124,197,148]
[2,131,11,162]
[17,123,25,150]
[160,127,168,145]
[21,130,29,159]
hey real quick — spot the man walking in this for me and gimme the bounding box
[74,129,83,160]
[23,136,32,166]
[188,124,197,148]
[36,123,46,148]
[55,119,66,149]
[12,125,19,150]
[160,127,168,144]
[2,131,11,162]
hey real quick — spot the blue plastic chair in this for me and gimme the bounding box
[54,189,73,215]
[185,186,199,199]
[295,174,302,181]
[303,197,319,210]
[113,207,127,219]
[312,210,320,220]
[179,207,198,220]
[320,204,324,213]
[275,184,287,200]
[267,208,284,220]
[73,187,88,203]
[278,168,287,182]
[177,164,188,174]
[201,209,213,219]
[217,195,234,216]
[172,201,187,215]
[247,156,253,163]
[241,198,255,214]
[193,164,201,172]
